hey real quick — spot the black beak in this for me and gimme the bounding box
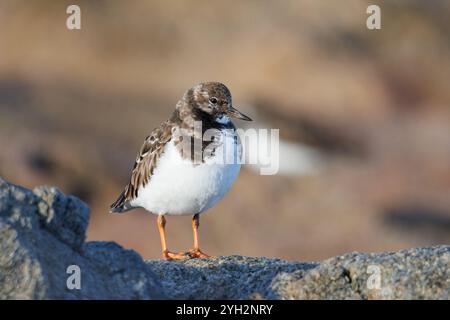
[226,106,252,121]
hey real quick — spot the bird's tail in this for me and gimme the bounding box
[109,190,133,213]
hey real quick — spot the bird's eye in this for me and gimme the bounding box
[209,97,218,105]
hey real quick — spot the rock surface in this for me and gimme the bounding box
[0,178,448,299]
[149,247,449,299]
[0,178,163,299]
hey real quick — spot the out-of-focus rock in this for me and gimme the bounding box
[0,178,164,299]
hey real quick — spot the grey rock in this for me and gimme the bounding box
[148,246,449,299]
[270,246,449,299]
[0,177,448,299]
[147,256,317,299]
[0,178,164,299]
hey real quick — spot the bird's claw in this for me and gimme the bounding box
[187,248,213,259]
[162,250,190,261]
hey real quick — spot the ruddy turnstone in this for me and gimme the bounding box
[110,82,252,260]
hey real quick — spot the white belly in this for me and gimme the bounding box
[130,132,241,215]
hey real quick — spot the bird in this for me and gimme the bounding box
[110,82,252,260]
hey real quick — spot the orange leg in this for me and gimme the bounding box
[188,214,212,259]
[157,215,189,261]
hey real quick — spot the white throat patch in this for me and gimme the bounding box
[216,115,231,125]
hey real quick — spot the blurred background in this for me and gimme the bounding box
[1,0,449,261]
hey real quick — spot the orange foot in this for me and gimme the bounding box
[187,248,213,259]
[162,250,190,261]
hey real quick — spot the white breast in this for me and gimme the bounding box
[130,131,241,216]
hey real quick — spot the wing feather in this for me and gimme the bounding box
[110,121,173,213]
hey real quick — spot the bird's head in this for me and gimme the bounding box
[184,82,252,123]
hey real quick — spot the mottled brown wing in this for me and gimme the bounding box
[109,121,173,213]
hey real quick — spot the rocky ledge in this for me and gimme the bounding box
[0,178,448,299]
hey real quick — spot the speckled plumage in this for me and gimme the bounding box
[110,82,251,215]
